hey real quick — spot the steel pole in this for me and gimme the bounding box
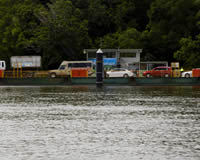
[96,49,103,87]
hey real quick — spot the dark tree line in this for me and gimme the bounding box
[0,0,199,69]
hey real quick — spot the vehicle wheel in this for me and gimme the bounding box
[27,72,34,78]
[164,74,169,78]
[146,74,151,78]
[50,73,56,78]
[123,74,129,78]
[185,73,190,78]
[106,74,109,78]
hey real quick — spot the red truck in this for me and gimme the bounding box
[143,66,171,78]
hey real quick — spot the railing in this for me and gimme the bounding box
[3,71,49,78]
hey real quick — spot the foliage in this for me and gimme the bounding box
[146,0,200,62]
[0,0,199,69]
[98,28,142,49]
[36,0,90,69]
[0,0,42,66]
[174,35,200,69]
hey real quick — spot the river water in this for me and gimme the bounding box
[0,85,200,160]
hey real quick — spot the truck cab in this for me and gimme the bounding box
[49,63,69,78]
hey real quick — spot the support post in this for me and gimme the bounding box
[20,63,22,78]
[96,49,104,87]
[13,63,15,78]
[17,63,19,78]
[116,49,120,68]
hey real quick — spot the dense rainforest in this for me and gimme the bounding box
[0,0,199,69]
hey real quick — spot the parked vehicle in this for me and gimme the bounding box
[0,61,6,70]
[181,71,192,78]
[143,66,171,78]
[106,68,134,78]
[48,61,94,78]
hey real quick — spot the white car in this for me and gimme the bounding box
[181,71,192,78]
[106,68,134,78]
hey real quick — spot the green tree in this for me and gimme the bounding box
[133,0,155,31]
[174,35,200,69]
[87,0,112,39]
[0,0,199,69]
[98,28,141,49]
[36,0,90,69]
[108,0,137,31]
[0,0,42,67]
[146,0,199,62]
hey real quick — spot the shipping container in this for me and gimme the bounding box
[192,68,200,77]
[0,70,3,78]
[0,61,6,78]
[71,68,88,78]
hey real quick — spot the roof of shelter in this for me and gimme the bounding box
[84,49,142,53]
[140,61,168,64]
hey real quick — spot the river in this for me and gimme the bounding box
[0,85,200,160]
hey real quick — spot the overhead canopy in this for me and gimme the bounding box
[84,49,142,53]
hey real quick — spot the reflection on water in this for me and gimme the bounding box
[0,86,200,160]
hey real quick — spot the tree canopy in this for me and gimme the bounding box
[0,0,199,69]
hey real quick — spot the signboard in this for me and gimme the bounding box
[89,58,117,66]
[171,62,179,68]
[22,62,33,67]
[11,56,41,68]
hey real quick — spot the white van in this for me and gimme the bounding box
[48,61,94,78]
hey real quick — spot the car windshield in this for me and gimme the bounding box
[112,68,126,72]
[153,67,169,71]
[59,65,66,70]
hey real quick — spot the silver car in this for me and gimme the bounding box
[106,68,134,78]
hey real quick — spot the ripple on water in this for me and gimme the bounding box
[0,86,199,160]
